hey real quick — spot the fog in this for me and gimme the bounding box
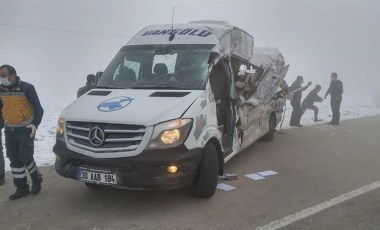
[1,0,379,108]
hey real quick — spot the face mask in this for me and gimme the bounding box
[0,78,12,86]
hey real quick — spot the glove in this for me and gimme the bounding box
[26,124,37,138]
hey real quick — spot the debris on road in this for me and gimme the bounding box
[217,183,236,191]
[218,173,238,181]
[257,170,278,177]
[245,173,266,180]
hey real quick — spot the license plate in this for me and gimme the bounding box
[77,167,118,186]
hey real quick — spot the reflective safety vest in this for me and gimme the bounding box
[0,77,43,128]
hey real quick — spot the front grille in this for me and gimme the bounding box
[66,121,146,153]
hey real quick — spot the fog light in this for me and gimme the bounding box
[167,165,178,174]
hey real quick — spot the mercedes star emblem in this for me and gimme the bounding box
[88,127,105,146]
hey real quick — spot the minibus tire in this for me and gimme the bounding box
[261,114,276,142]
[190,143,218,198]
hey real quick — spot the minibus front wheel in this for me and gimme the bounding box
[190,143,219,198]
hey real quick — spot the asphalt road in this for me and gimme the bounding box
[1,116,380,230]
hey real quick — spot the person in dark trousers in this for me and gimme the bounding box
[0,115,4,186]
[77,74,96,98]
[289,76,312,127]
[301,84,324,122]
[0,65,44,200]
[325,72,343,125]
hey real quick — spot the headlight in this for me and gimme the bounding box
[146,119,193,150]
[56,116,65,142]
[161,129,181,144]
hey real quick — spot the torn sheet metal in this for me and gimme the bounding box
[234,47,290,150]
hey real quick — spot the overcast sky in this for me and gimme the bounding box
[1,0,379,107]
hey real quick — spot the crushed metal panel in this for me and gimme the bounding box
[233,47,289,150]
[231,27,254,61]
[250,47,285,67]
[238,105,262,130]
[254,65,289,104]
[191,21,254,61]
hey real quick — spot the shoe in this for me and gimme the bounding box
[9,188,30,200]
[0,177,4,186]
[31,175,43,195]
[295,124,303,127]
[314,119,323,122]
[327,121,333,125]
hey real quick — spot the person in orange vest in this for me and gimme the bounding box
[0,64,44,200]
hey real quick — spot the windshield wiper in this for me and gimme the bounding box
[131,84,182,89]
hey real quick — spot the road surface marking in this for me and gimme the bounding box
[255,180,380,230]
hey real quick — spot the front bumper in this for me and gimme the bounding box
[53,140,202,190]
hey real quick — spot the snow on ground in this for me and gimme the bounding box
[279,101,380,130]
[2,100,380,172]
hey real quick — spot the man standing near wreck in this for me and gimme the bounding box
[0,64,44,200]
[325,72,343,125]
[289,76,312,127]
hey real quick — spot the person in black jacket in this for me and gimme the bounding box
[325,72,343,125]
[77,74,96,98]
[0,65,44,200]
[301,84,323,122]
[289,76,312,127]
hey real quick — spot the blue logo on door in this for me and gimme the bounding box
[98,96,133,112]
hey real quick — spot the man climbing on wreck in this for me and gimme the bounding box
[301,84,323,122]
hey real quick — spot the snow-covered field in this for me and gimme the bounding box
[2,100,380,172]
[280,101,380,130]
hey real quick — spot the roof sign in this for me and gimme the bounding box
[141,28,212,38]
